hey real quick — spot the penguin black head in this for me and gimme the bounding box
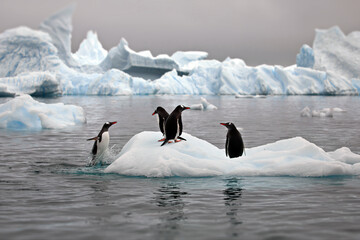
[175,105,190,112]
[102,121,117,131]
[152,106,168,116]
[220,122,237,130]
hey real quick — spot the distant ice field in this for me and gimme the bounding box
[1,6,360,97]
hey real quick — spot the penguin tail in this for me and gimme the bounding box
[161,139,169,146]
[87,136,99,141]
[177,136,187,141]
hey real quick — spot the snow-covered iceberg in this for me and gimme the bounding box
[104,131,360,177]
[1,5,360,96]
[0,94,86,129]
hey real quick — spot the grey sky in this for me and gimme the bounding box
[0,0,360,66]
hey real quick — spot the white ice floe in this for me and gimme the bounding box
[105,131,360,177]
[300,106,345,117]
[190,97,217,110]
[0,95,86,129]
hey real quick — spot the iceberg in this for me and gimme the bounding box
[1,5,360,96]
[0,94,86,129]
[105,131,360,177]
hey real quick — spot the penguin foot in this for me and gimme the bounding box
[175,139,181,143]
[158,138,166,142]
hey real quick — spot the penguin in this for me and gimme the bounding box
[87,121,117,165]
[152,106,169,141]
[161,105,190,146]
[220,122,245,158]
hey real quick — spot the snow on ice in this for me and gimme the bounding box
[104,131,360,177]
[0,5,360,96]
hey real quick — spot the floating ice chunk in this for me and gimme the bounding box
[300,106,345,117]
[105,132,226,177]
[190,97,217,111]
[189,103,204,111]
[296,44,315,68]
[105,131,360,177]
[0,95,86,129]
[300,106,312,117]
[72,31,108,65]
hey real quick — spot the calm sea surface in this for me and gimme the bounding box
[1,95,360,240]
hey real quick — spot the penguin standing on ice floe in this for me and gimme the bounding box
[161,105,190,146]
[87,121,117,165]
[220,122,244,158]
[152,106,169,141]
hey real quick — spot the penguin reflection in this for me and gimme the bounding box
[153,183,187,237]
[223,179,243,227]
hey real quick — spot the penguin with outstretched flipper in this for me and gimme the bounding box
[87,121,117,165]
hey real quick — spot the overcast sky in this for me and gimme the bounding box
[0,0,360,66]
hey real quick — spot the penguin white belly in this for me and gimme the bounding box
[175,119,180,139]
[97,132,110,156]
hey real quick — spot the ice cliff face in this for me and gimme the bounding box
[0,5,360,97]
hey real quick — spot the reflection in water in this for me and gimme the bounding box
[223,178,243,237]
[153,183,188,239]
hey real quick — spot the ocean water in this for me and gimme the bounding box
[1,95,360,240]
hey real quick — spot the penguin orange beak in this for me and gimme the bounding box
[220,123,226,126]
[110,121,117,125]
[185,107,190,110]
[152,111,157,115]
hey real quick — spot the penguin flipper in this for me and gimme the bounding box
[87,136,99,141]
[177,136,186,141]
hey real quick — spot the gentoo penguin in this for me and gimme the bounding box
[220,122,244,158]
[87,121,117,165]
[152,106,169,141]
[161,105,190,146]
